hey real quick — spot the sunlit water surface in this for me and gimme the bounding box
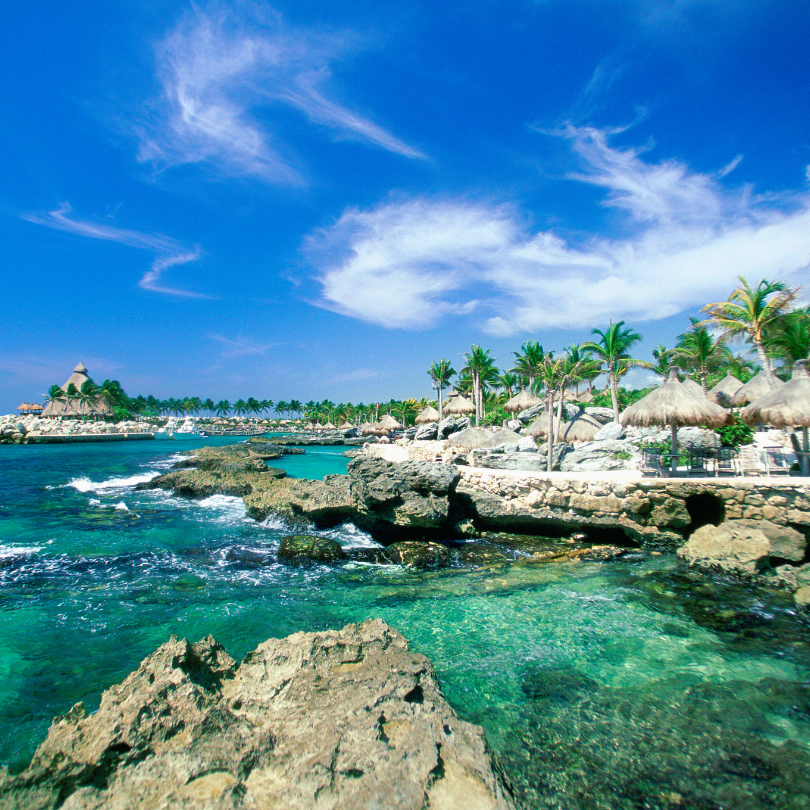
[1,437,809,808]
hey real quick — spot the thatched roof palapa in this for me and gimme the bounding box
[377,414,403,431]
[443,392,475,415]
[731,370,783,407]
[741,360,810,475]
[620,369,730,473]
[445,427,490,449]
[415,406,441,424]
[504,388,541,414]
[41,362,113,418]
[708,373,743,406]
[559,412,602,443]
[481,427,522,448]
[681,378,706,397]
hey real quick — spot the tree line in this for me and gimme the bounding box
[41,277,808,427]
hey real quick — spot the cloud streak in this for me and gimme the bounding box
[23,203,208,298]
[135,6,422,184]
[304,126,810,335]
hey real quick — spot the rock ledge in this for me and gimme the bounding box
[0,619,515,810]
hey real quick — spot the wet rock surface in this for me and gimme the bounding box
[0,620,516,810]
[277,534,348,565]
[386,541,452,569]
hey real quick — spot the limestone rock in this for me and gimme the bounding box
[277,534,348,566]
[437,416,471,438]
[584,407,615,423]
[677,519,806,576]
[516,436,538,452]
[414,422,438,440]
[560,440,641,472]
[593,422,624,441]
[516,403,544,423]
[1,621,515,809]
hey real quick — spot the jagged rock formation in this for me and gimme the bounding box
[0,620,516,810]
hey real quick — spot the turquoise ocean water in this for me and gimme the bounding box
[2,437,810,808]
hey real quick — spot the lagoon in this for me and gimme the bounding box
[1,438,809,808]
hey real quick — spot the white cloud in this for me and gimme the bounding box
[304,126,810,335]
[137,6,422,183]
[22,203,208,298]
[209,333,276,357]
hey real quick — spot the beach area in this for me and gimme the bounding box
[2,434,810,808]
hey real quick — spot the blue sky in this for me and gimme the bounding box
[2,0,809,413]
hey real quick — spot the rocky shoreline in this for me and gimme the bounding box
[0,619,516,810]
[137,442,810,600]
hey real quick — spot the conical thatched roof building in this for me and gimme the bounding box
[681,378,706,397]
[482,427,522,448]
[708,373,743,406]
[504,388,541,413]
[620,369,730,473]
[443,392,475,415]
[731,370,783,407]
[415,406,441,424]
[559,412,602,443]
[445,427,490,448]
[41,363,113,419]
[742,360,810,475]
[378,414,402,430]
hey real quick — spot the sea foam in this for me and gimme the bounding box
[65,472,159,493]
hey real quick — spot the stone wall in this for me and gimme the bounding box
[457,468,810,549]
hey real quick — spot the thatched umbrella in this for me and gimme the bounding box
[559,412,602,443]
[708,373,742,406]
[378,414,403,430]
[741,359,810,476]
[731,370,783,407]
[576,390,595,404]
[443,392,475,416]
[339,421,353,429]
[323,421,336,430]
[620,369,730,473]
[415,406,441,424]
[482,427,522,448]
[504,388,541,414]
[524,416,546,438]
[446,427,490,449]
[681,378,706,398]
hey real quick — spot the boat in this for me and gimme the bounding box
[154,417,180,439]
[170,417,203,440]
[153,416,203,440]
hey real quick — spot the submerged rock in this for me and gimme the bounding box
[386,541,452,569]
[0,621,515,810]
[277,534,348,566]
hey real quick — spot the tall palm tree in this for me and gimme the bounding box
[43,384,66,418]
[581,321,644,422]
[202,398,216,417]
[428,358,456,421]
[63,383,81,418]
[763,307,810,372]
[650,344,674,381]
[461,346,497,427]
[531,354,566,472]
[78,380,101,418]
[215,400,231,417]
[288,400,303,419]
[232,399,248,417]
[511,341,545,389]
[701,277,799,375]
[673,318,728,395]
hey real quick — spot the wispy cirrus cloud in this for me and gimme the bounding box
[209,333,277,357]
[134,5,423,184]
[22,203,209,298]
[303,125,810,335]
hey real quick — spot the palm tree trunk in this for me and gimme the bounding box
[546,392,555,473]
[609,366,620,422]
[438,387,444,421]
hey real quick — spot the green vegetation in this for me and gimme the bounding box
[38,277,807,435]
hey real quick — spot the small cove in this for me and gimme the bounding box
[1,438,810,808]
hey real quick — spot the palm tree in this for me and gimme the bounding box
[215,400,231,417]
[673,318,728,395]
[78,380,101,418]
[497,372,519,399]
[99,379,126,416]
[43,384,66,418]
[233,399,248,417]
[763,307,810,372]
[428,358,456,421]
[531,354,566,472]
[581,321,644,422]
[461,346,497,427]
[63,383,81,418]
[202,398,216,417]
[398,398,420,427]
[701,277,799,375]
[289,400,303,419]
[650,344,674,381]
[246,397,262,418]
[511,341,545,389]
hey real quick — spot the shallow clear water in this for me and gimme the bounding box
[1,438,810,808]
